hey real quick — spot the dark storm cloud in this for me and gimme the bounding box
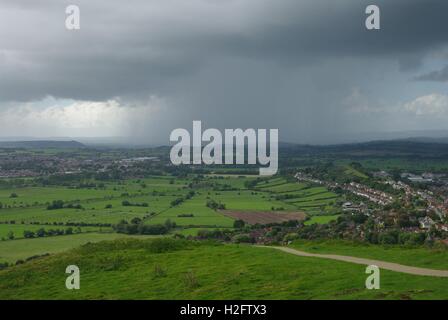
[1,0,448,102]
[1,0,448,144]
[415,66,448,82]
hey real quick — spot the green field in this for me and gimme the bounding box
[148,195,235,227]
[290,240,448,270]
[1,238,447,300]
[1,173,448,300]
[304,215,341,225]
[254,178,341,215]
[0,174,308,266]
[0,224,107,240]
[0,233,157,263]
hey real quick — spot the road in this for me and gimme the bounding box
[257,245,448,277]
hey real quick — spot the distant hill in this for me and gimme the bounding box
[280,139,448,158]
[0,140,86,149]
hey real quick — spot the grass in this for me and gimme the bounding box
[304,215,341,225]
[174,227,234,236]
[0,224,107,240]
[1,238,448,299]
[344,165,369,179]
[290,239,448,270]
[0,233,157,264]
[148,196,235,227]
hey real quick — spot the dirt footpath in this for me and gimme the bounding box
[257,245,448,277]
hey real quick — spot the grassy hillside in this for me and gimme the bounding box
[0,233,156,263]
[290,240,448,270]
[1,238,448,300]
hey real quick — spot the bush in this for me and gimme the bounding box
[283,233,299,242]
[23,230,35,238]
[171,197,184,207]
[36,228,46,237]
[206,199,226,210]
[233,219,245,229]
[232,234,254,243]
[122,200,148,207]
[47,200,64,210]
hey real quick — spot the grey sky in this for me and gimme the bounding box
[1,0,448,144]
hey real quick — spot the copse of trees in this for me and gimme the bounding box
[47,200,83,210]
[170,197,185,207]
[206,199,226,210]
[21,227,75,239]
[233,219,245,229]
[113,218,176,235]
[122,200,148,207]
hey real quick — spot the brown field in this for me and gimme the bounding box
[220,210,306,225]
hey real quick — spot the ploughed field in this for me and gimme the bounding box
[1,173,448,299]
[0,174,342,265]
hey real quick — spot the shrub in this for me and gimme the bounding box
[36,228,46,237]
[23,230,35,238]
[233,219,245,229]
[178,213,194,218]
[232,234,254,243]
[283,233,299,242]
[47,200,64,210]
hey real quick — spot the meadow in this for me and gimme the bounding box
[253,177,341,216]
[0,224,106,240]
[0,174,344,264]
[1,238,447,300]
[290,240,448,270]
[304,214,341,225]
[2,172,447,300]
[0,233,156,263]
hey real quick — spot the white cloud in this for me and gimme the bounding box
[403,93,448,116]
[0,96,163,137]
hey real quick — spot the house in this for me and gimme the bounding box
[418,216,435,230]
